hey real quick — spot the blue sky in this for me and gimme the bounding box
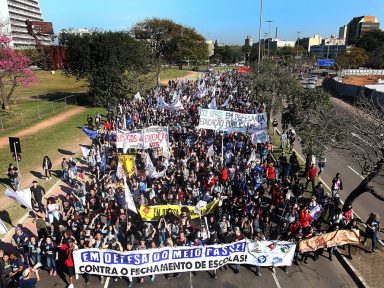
[40,0,383,44]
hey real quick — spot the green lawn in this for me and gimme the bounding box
[0,107,104,227]
[1,70,88,133]
[160,68,191,81]
[12,70,88,102]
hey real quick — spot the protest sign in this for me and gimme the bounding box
[251,130,270,144]
[119,155,136,177]
[198,109,267,133]
[143,126,168,149]
[73,240,296,277]
[139,200,220,221]
[299,229,360,253]
[5,188,33,210]
[116,129,143,152]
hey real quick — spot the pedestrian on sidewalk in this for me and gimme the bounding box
[305,164,317,193]
[42,156,52,181]
[362,212,380,252]
[7,163,20,190]
[272,119,278,135]
[317,156,326,176]
[331,173,343,199]
[30,180,45,213]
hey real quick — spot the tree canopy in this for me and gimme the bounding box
[335,47,369,69]
[251,59,300,118]
[0,34,38,110]
[131,18,208,83]
[60,31,151,106]
[356,30,384,68]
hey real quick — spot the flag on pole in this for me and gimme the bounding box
[123,176,138,214]
[119,155,136,177]
[0,219,8,235]
[5,188,33,210]
[80,145,90,158]
[134,92,142,102]
[208,97,217,109]
[145,154,166,178]
[81,126,97,139]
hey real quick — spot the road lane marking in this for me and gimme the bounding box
[190,272,193,288]
[272,269,282,288]
[348,166,364,179]
[104,276,110,288]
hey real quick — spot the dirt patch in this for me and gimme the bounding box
[0,106,88,210]
[0,106,85,150]
[342,75,383,86]
[160,71,202,86]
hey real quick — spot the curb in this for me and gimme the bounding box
[335,249,369,288]
[0,179,61,241]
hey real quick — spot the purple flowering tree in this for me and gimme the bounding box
[0,34,38,110]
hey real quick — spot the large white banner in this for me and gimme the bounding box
[143,126,168,149]
[116,129,144,152]
[198,109,268,133]
[74,240,296,277]
[5,188,33,210]
[116,126,169,151]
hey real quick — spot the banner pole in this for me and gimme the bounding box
[13,142,21,187]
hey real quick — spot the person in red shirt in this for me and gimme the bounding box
[300,207,313,234]
[305,164,317,192]
[59,240,76,288]
[221,167,229,182]
[267,163,276,187]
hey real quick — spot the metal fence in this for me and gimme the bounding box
[0,94,78,133]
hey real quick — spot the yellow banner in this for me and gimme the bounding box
[139,200,220,221]
[299,229,360,253]
[119,155,135,177]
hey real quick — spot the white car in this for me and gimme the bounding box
[306,83,316,89]
[307,80,316,85]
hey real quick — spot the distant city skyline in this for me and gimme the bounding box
[40,0,383,45]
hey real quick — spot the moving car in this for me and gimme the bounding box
[306,83,316,89]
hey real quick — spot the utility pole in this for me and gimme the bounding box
[257,0,263,72]
[266,20,273,58]
[263,32,268,58]
[296,31,301,56]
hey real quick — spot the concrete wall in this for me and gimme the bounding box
[324,77,384,110]
[341,69,384,76]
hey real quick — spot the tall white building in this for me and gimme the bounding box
[0,0,51,49]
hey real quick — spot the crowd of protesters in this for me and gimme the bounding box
[1,70,380,288]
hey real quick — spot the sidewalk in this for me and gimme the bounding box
[272,124,383,288]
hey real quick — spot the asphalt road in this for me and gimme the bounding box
[292,74,383,223]
[35,254,357,288]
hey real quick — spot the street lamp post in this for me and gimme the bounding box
[266,20,273,58]
[296,31,301,57]
[257,0,263,72]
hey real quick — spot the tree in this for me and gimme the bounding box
[356,30,384,68]
[131,18,208,86]
[330,95,384,211]
[0,34,38,110]
[251,59,300,118]
[60,31,150,106]
[335,47,368,68]
[286,88,345,171]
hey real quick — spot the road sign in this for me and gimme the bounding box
[9,137,21,154]
[318,59,334,67]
